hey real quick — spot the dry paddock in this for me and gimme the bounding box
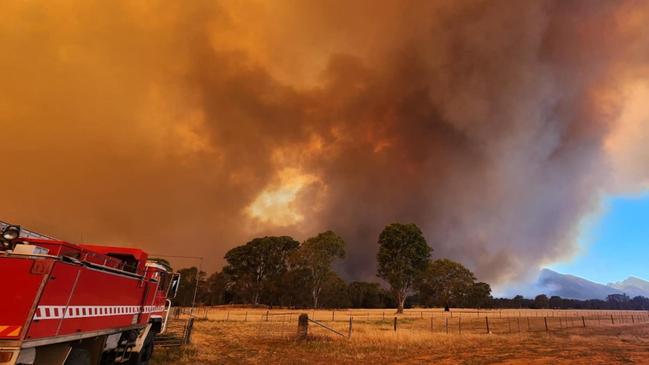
[151,308,649,365]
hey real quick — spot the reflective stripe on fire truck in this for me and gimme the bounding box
[33,305,166,320]
[0,325,22,337]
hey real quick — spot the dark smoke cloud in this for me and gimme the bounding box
[1,0,648,284]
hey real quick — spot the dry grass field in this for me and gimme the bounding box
[151,308,649,365]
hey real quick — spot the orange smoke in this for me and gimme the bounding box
[1,0,648,283]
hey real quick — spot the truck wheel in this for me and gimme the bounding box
[65,348,91,365]
[129,333,154,365]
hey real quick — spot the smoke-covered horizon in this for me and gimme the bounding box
[1,0,648,284]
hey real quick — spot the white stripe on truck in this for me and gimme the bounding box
[33,305,166,320]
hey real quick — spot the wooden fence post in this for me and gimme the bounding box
[445,317,449,334]
[611,315,614,325]
[394,317,398,332]
[582,316,586,327]
[297,313,309,340]
[485,317,490,334]
[348,316,353,338]
[183,318,195,345]
[332,311,335,322]
[458,317,462,334]
[226,312,229,321]
[266,310,269,321]
[245,312,248,322]
[431,317,434,332]
[544,317,549,332]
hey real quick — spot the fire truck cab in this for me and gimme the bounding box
[0,223,179,365]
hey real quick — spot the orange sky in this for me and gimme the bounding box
[1,0,648,283]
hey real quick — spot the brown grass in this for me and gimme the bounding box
[151,308,649,365]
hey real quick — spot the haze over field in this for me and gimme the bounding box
[2,0,649,285]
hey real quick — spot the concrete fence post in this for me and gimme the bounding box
[297,313,309,340]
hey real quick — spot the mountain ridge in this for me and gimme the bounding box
[527,269,649,300]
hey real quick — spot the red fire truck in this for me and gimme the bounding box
[0,223,180,365]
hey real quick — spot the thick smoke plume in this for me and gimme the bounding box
[1,0,648,284]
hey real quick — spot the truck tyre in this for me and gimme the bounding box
[65,348,91,365]
[129,333,154,365]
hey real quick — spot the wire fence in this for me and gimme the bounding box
[172,307,649,339]
[155,317,195,347]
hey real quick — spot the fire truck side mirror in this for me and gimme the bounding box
[170,273,181,299]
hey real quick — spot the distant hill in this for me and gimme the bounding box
[535,269,624,300]
[502,269,649,301]
[608,277,649,298]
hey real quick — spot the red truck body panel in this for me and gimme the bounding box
[0,257,48,339]
[79,245,149,275]
[0,238,169,347]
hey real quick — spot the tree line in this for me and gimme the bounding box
[168,223,492,312]
[166,222,649,312]
[493,293,649,310]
